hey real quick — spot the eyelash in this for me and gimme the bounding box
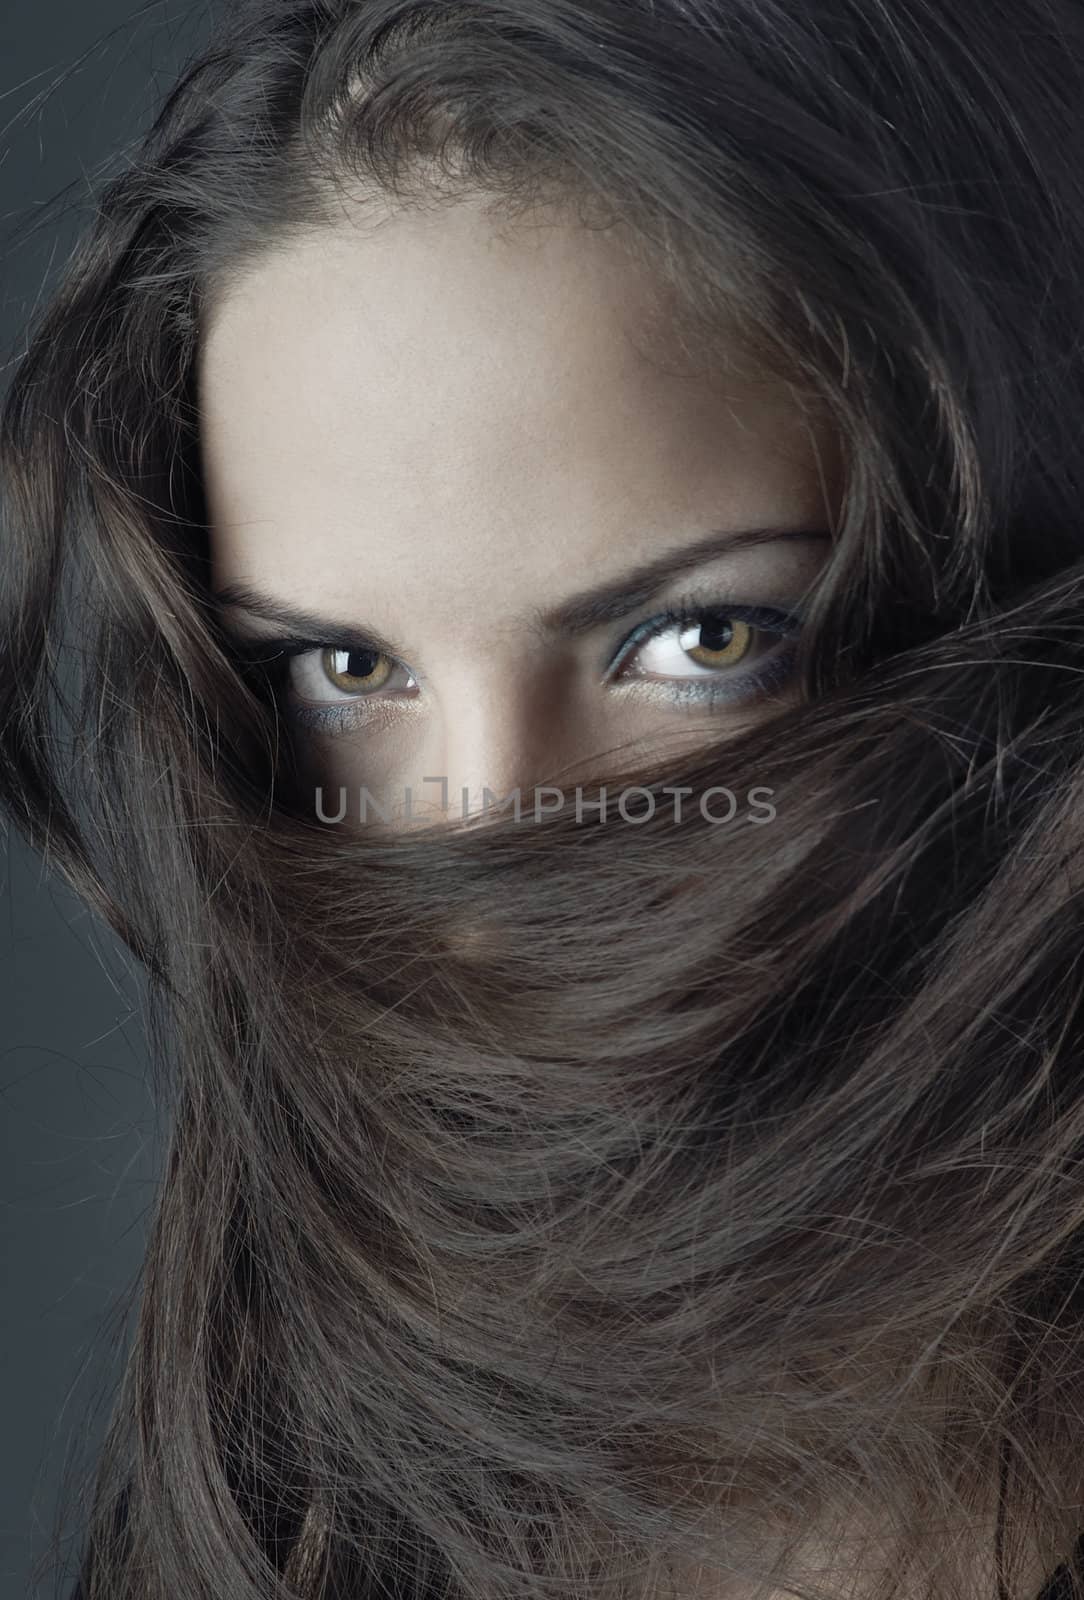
[230,592,804,738]
[610,593,802,698]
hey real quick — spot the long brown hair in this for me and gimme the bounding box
[4,3,1084,1598]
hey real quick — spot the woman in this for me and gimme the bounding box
[3,1,1084,1597]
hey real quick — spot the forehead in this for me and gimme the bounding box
[197,197,833,615]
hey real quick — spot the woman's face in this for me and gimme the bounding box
[199,195,839,826]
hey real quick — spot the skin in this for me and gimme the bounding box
[199,192,840,827]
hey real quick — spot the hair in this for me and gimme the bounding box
[5,2,1084,1598]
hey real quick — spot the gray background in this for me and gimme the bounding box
[1,5,212,1594]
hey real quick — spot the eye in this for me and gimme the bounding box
[631,613,757,675]
[608,600,803,706]
[287,645,417,704]
[228,636,420,738]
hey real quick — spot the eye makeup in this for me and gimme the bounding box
[225,588,807,739]
[604,589,803,707]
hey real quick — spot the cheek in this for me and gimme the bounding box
[279,737,366,827]
[290,721,418,797]
[295,735,473,837]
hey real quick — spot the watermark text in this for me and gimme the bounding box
[312,778,778,826]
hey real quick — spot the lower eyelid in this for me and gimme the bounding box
[611,639,799,706]
[287,691,420,737]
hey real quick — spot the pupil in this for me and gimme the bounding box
[347,649,380,677]
[699,616,734,652]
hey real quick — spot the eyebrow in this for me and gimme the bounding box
[212,522,831,648]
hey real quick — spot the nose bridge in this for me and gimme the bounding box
[419,664,562,819]
[443,686,535,817]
